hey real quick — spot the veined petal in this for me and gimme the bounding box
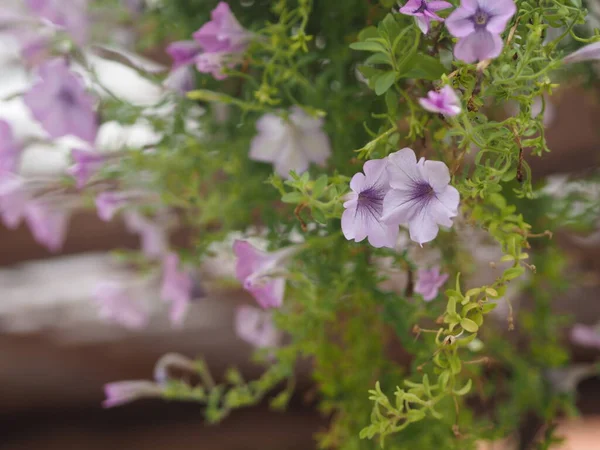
[386,148,423,189]
[382,187,418,225]
[408,205,440,245]
[454,30,503,63]
[446,7,476,37]
[421,159,451,191]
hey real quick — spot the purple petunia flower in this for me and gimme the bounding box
[94,281,149,330]
[195,52,230,80]
[342,157,399,248]
[67,149,105,189]
[192,2,251,54]
[95,191,129,222]
[123,212,168,259]
[233,240,299,309]
[249,107,331,179]
[166,40,203,69]
[23,59,97,143]
[570,324,600,350]
[160,253,193,326]
[0,120,22,174]
[382,148,460,245]
[414,266,449,301]
[419,85,462,116]
[25,0,89,45]
[163,66,195,95]
[102,380,163,408]
[0,175,28,229]
[24,202,69,252]
[235,305,281,349]
[563,41,600,65]
[446,0,517,63]
[398,0,453,35]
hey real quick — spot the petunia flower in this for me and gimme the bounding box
[67,149,105,189]
[23,58,97,143]
[341,157,399,248]
[414,266,449,301]
[563,41,600,65]
[235,305,281,349]
[192,2,251,54]
[95,192,129,222]
[195,52,230,80]
[249,107,331,179]
[24,201,69,252]
[398,0,453,35]
[445,0,517,63]
[382,148,460,245]
[0,120,22,174]
[233,240,299,309]
[166,40,203,69]
[163,66,195,95]
[160,253,193,326]
[419,85,462,116]
[25,0,89,46]
[102,380,163,408]
[123,212,168,259]
[0,175,29,229]
[570,324,600,350]
[94,281,149,330]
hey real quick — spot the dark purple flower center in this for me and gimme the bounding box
[411,181,435,203]
[472,9,490,28]
[58,88,76,106]
[357,186,386,219]
[413,0,428,14]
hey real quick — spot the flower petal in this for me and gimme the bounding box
[408,206,440,245]
[454,30,503,63]
[421,160,451,191]
[382,187,417,225]
[445,7,476,38]
[386,148,423,189]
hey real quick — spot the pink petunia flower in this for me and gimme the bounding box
[102,380,163,408]
[24,201,69,252]
[123,212,168,259]
[563,41,600,65]
[342,157,399,248]
[419,85,462,116]
[398,0,453,35]
[192,2,252,54]
[0,174,29,229]
[446,0,517,63]
[95,191,129,222]
[25,0,89,46]
[67,149,105,189]
[166,40,203,69]
[160,253,193,327]
[414,266,449,301]
[235,305,282,349]
[94,281,149,330]
[0,120,22,174]
[23,59,97,143]
[382,148,460,245]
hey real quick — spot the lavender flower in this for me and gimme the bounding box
[160,253,192,326]
[570,324,600,350]
[249,107,331,179]
[398,0,452,35]
[25,0,89,45]
[446,0,517,63]
[102,380,163,408]
[24,202,69,252]
[95,192,129,222]
[235,305,281,349]
[195,52,230,80]
[419,85,461,116]
[94,281,149,330]
[0,175,28,229]
[123,212,168,259]
[0,120,21,174]
[163,66,195,95]
[233,240,299,309]
[414,266,449,301]
[563,41,600,65]
[192,2,251,54]
[342,158,399,248]
[382,148,460,245]
[23,59,97,143]
[67,149,105,189]
[166,40,202,69]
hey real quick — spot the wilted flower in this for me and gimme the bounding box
[24,201,69,252]
[342,157,399,248]
[446,0,516,63]
[382,148,460,245]
[25,0,89,45]
[160,253,193,326]
[233,240,299,309]
[0,120,21,174]
[398,0,452,35]
[67,149,105,189]
[563,41,600,65]
[94,281,149,329]
[414,266,449,301]
[102,380,163,408]
[166,40,203,69]
[192,2,251,54]
[235,305,281,349]
[124,212,168,259]
[419,85,461,116]
[23,59,97,143]
[570,324,600,350]
[249,107,331,179]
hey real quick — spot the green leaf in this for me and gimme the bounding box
[453,379,472,396]
[281,192,303,203]
[446,296,457,315]
[406,409,426,422]
[311,208,327,224]
[385,89,399,115]
[449,355,462,375]
[349,40,387,52]
[399,54,446,80]
[481,303,498,313]
[374,71,397,96]
[365,52,393,65]
[461,318,479,333]
[504,266,525,280]
[358,26,379,41]
[312,175,328,198]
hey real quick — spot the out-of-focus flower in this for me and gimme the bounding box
[563,41,600,64]
[0,120,22,174]
[94,281,149,329]
[249,107,331,179]
[233,240,300,309]
[153,353,195,385]
[95,192,129,222]
[102,380,163,408]
[24,202,69,252]
[570,324,600,349]
[414,266,449,301]
[382,148,460,245]
[25,0,89,45]
[342,157,398,248]
[446,0,516,63]
[0,175,28,229]
[163,66,195,95]
[166,40,203,69]
[192,2,251,53]
[67,149,105,189]
[195,52,231,80]
[160,253,193,326]
[124,212,168,259]
[23,59,97,143]
[398,0,452,35]
[419,85,461,116]
[235,305,281,349]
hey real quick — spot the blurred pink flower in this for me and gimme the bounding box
[0,120,22,174]
[419,85,461,116]
[414,266,449,301]
[102,380,163,408]
[163,66,195,95]
[95,192,129,222]
[124,212,168,259]
[398,0,452,35]
[564,41,600,65]
[0,175,28,229]
[94,281,149,329]
[24,201,69,252]
[67,149,105,189]
[235,305,281,349]
[166,40,202,69]
[160,253,193,326]
[192,2,251,54]
[570,324,600,350]
[25,0,88,45]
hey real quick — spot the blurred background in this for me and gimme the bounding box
[0,1,600,449]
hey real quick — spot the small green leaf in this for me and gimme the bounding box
[312,175,328,198]
[311,208,327,224]
[449,356,462,375]
[385,89,399,115]
[504,266,525,280]
[406,409,426,422]
[446,296,457,315]
[400,54,446,80]
[365,52,393,65]
[481,303,498,313]
[358,26,378,41]
[374,71,397,96]
[281,192,303,203]
[453,379,472,396]
[349,40,387,52]
[461,318,479,333]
